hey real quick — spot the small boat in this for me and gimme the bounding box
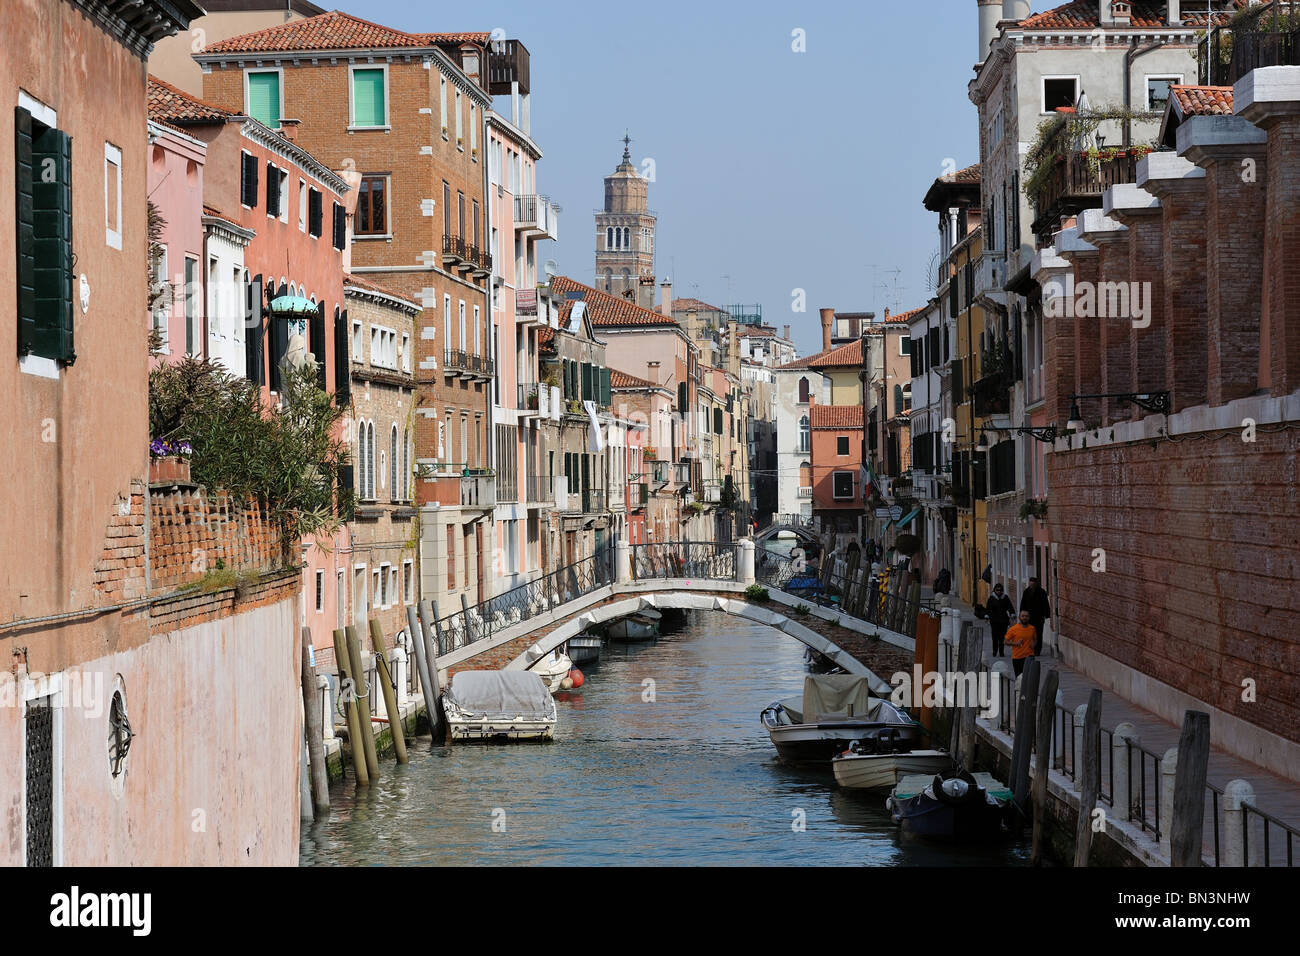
[524,643,574,694]
[803,647,843,674]
[831,741,951,792]
[760,674,924,767]
[887,769,1011,841]
[442,670,557,743]
[605,608,661,643]
[566,634,603,666]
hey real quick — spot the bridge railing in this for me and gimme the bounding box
[755,549,798,589]
[631,541,736,581]
[432,550,614,655]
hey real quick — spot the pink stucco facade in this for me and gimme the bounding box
[147,121,206,361]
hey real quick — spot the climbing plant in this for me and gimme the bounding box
[1022,106,1159,209]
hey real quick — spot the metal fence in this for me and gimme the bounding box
[430,551,614,655]
[630,541,735,581]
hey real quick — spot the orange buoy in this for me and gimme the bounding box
[568,667,585,688]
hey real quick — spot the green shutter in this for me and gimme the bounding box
[600,367,611,407]
[247,72,280,128]
[31,124,74,363]
[581,362,592,401]
[352,69,386,127]
[15,107,36,357]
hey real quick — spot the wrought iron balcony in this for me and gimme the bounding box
[441,233,466,268]
[518,381,541,416]
[1199,3,1300,87]
[443,349,495,381]
[513,194,560,240]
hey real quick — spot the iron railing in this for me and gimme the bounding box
[526,473,554,505]
[630,541,735,581]
[1199,2,1300,86]
[431,551,614,655]
[1242,802,1299,867]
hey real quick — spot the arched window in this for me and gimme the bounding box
[798,415,810,453]
[606,226,614,250]
[366,422,376,500]
[357,422,367,499]
[390,425,399,500]
[799,461,811,488]
[798,377,810,403]
[402,427,410,501]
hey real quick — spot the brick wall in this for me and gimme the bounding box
[1047,430,1300,743]
[148,484,288,592]
[1155,180,1209,413]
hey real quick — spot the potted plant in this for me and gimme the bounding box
[644,445,659,460]
[149,437,193,485]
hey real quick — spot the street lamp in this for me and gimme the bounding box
[1067,391,1171,432]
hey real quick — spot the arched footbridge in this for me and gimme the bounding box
[414,542,931,689]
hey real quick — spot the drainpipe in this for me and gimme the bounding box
[1123,39,1162,147]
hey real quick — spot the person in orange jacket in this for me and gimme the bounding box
[1003,610,1038,677]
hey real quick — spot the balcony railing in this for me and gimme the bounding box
[496,471,519,504]
[797,486,813,499]
[1199,3,1300,86]
[513,194,560,240]
[561,486,606,514]
[703,480,723,503]
[469,243,491,277]
[971,371,1011,418]
[518,381,540,414]
[443,349,495,379]
[1031,147,1137,239]
[441,233,467,266]
[626,482,648,510]
[460,473,496,509]
[526,474,554,505]
[487,38,531,96]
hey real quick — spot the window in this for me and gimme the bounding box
[1146,75,1181,113]
[455,89,463,145]
[307,188,322,237]
[402,427,410,500]
[15,101,74,368]
[184,257,199,356]
[458,300,466,350]
[298,180,307,232]
[373,569,381,608]
[798,415,810,453]
[832,471,854,500]
[403,560,413,603]
[797,376,809,403]
[356,175,387,236]
[265,162,280,218]
[473,305,481,355]
[332,202,346,250]
[104,142,121,249]
[837,436,850,456]
[240,151,258,208]
[1042,76,1078,114]
[439,76,448,136]
[390,425,398,499]
[350,66,387,128]
[315,570,324,613]
[352,318,363,361]
[899,336,910,356]
[443,294,451,349]
[246,70,281,128]
[401,332,410,373]
[151,245,169,351]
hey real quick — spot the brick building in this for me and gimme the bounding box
[809,403,865,532]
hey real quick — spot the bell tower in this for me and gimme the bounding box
[595,132,657,308]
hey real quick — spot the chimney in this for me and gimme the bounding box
[660,279,672,316]
[1002,0,1030,20]
[1112,1,1132,25]
[783,324,791,340]
[883,307,891,323]
[1166,0,1180,26]
[819,308,834,352]
[278,118,301,143]
[977,0,1001,64]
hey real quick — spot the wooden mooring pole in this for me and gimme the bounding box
[1170,710,1211,867]
[301,630,330,815]
[370,618,409,765]
[1074,688,1103,867]
[1011,658,1040,829]
[1030,667,1060,866]
[345,624,381,780]
[406,604,439,741]
[332,627,369,786]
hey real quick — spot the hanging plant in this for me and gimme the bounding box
[1022,105,1160,209]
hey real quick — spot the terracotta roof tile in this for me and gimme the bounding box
[610,369,659,389]
[1020,0,1243,30]
[809,339,865,369]
[148,75,231,125]
[740,325,775,337]
[549,276,680,329]
[811,405,864,429]
[1170,84,1234,117]
[672,297,728,314]
[882,306,925,325]
[202,11,488,55]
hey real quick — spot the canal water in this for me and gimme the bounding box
[300,612,1030,866]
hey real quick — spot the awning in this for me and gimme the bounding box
[897,507,922,528]
[268,295,320,316]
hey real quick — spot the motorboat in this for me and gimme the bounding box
[566,634,603,666]
[831,740,951,792]
[803,647,844,674]
[887,769,1011,841]
[442,670,557,743]
[760,674,924,767]
[605,608,661,643]
[523,643,574,694]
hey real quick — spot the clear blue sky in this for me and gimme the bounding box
[348,0,992,357]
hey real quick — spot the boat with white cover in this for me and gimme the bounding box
[760,674,923,766]
[523,643,574,693]
[831,741,951,791]
[442,670,557,742]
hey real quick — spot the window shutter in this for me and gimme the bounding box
[310,306,327,390]
[241,153,258,207]
[245,274,264,384]
[248,72,280,128]
[600,367,611,407]
[713,407,723,435]
[32,126,74,363]
[332,203,346,250]
[269,315,289,392]
[266,163,281,217]
[333,306,350,406]
[15,107,36,357]
[677,381,686,411]
[581,362,591,401]
[308,189,322,237]
[352,69,385,127]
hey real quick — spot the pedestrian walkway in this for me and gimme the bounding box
[926,588,1300,863]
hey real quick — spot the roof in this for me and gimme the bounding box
[882,307,924,325]
[549,276,680,330]
[811,405,864,429]
[1020,0,1244,30]
[740,325,775,337]
[672,297,728,315]
[1171,84,1234,117]
[809,339,865,369]
[202,10,489,55]
[148,75,232,125]
[610,369,659,389]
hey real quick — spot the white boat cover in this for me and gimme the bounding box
[802,674,875,722]
[445,671,554,720]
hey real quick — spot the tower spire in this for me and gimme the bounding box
[622,130,632,163]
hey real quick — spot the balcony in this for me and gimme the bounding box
[560,486,605,514]
[514,194,560,240]
[443,349,495,381]
[1028,120,1139,240]
[703,480,723,504]
[971,371,1011,418]
[526,474,554,507]
[441,233,466,268]
[627,482,648,510]
[488,38,531,96]
[1200,4,1300,87]
[460,473,496,510]
[518,382,541,417]
[469,243,492,278]
[515,287,540,325]
[798,486,813,499]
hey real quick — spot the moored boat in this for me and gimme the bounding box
[442,670,557,743]
[887,769,1011,841]
[760,674,923,767]
[606,608,661,643]
[831,742,951,792]
[524,643,574,693]
[566,634,603,666]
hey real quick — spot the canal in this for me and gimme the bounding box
[300,612,1031,866]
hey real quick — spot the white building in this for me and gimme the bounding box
[773,358,826,521]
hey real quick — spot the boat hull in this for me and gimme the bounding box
[606,616,659,643]
[567,636,602,666]
[446,718,555,743]
[889,771,1009,841]
[831,750,951,791]
[762,717,926,767]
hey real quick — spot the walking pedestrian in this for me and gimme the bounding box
[934,567,952,595]
[1003,610,1037,677]
[986,582,1015,657]
[1020,576,1051,656]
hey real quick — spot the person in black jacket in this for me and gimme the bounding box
[986,583,1015,657]
[1020,576,1052,655]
